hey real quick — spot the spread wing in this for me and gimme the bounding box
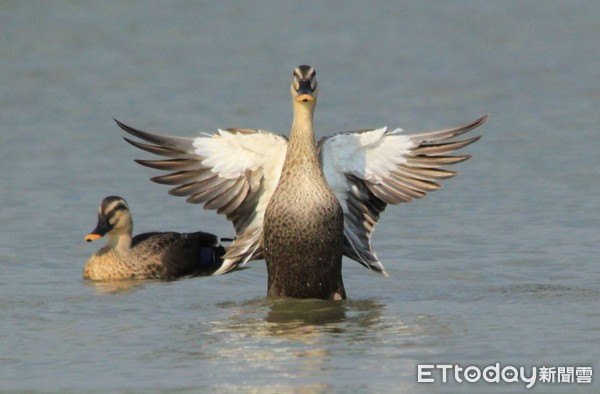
[319,115,487,275]
[115,120,288,273]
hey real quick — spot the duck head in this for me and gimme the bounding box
[291,65,318,104]
[85,196,133,247]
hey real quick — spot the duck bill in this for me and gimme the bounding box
[296,93,314,102]
[296,79,315,102]
[84,233,103,242]
[84,217,112,242]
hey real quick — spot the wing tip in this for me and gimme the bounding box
[114,118,136,135]
[464,114,489,131]
[212,258,240,276]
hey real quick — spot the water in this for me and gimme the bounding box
[1,1,598,392]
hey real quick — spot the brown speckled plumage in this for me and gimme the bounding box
[84,196,224,280]
[263,65,346,300]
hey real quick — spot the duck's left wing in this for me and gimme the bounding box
[115,120,289,274]
[319,115,487,275]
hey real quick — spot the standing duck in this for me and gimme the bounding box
[116,65,486,299]
[84,196,225,280]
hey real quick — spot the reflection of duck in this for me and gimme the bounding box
[84,279,145,295]
[266,298,348,326]
[118,65,486,299]
[84,196,225,280]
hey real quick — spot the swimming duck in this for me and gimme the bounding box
[116,65,486,299]
[84,196,225,280]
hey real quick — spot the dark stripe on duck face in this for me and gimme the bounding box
[297,78,317,94]
[294,65,315,80]
[293,65,317,93]
[104,204,128,223]
[89,214,114,237]
[100,196,129,218]
[91,196,129,236]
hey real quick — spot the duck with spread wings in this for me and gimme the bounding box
[116,65,486,300]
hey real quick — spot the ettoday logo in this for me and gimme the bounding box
[418,363,536,388]
[417,364,593,389]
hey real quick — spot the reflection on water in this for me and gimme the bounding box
[186,297,429,392]
[211,297,386,341]
[84,279,150,294]
[214,383,332,394]
[266,298,349,325]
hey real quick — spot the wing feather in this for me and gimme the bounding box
[151,169,214,185]
[411,136,481,156]
[216,180,250,215]
[320,115,487,274]
[206,178,249,213]
[406,155,470,168]
[116,120,288,274]
[134,158,205,171]
[124,138,198,159]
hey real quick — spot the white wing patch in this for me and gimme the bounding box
[321,128,415,275]
[194,130,284,178]
[322,128,413,184]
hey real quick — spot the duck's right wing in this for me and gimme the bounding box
[319,115,486,275]
[116,120,288,273]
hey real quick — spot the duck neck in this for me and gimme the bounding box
[285,101,320,174]
[107,221,133,255]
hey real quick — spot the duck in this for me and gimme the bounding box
[84,196,226,280]
[115,65,487,299]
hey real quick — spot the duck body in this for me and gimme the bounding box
[263,66,345,299]
[84,231,224,280]
[264,178,345,299]
[84,196,225,280]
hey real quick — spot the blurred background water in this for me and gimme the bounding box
[0,1,598,393]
